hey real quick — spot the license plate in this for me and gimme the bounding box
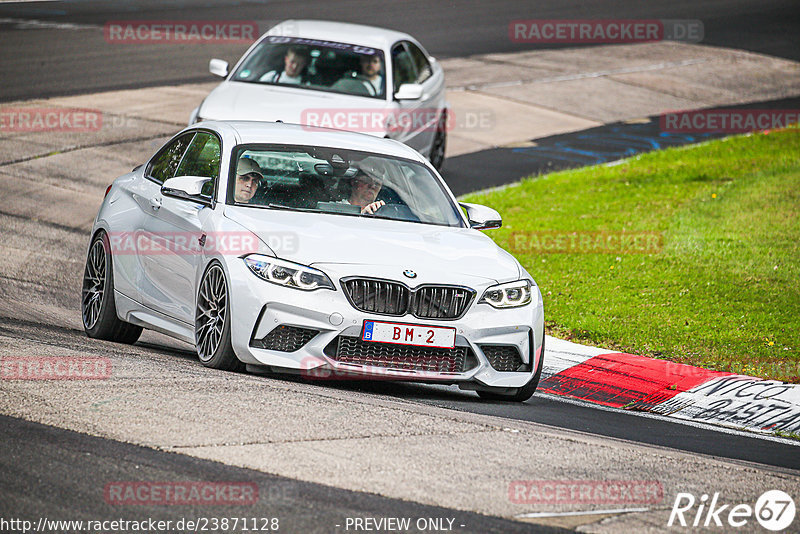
[362,320,456,349]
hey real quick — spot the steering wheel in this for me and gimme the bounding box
[352,74,377,96]
[372,203,420,222]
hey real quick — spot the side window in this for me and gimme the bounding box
[391,43,417,93]
[406,42,432,84]
[176,132,221,199]
[176,132,221,178]
[147,133,194,184]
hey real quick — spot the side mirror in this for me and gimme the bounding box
[162,176,213,205]
[394,83,423,100]
[209,58,229,78]
[460,202,502,230]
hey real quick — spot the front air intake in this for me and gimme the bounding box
[252,325,318,352]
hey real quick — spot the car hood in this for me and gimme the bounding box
[199,81,387,135]
[223,206,521,285]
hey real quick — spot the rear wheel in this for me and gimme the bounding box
[81,232,142,344]
[477,334,545,402]
[195,262,242,371]
[429,113,447,171]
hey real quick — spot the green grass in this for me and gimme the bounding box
[462,128,800,382]
[774,429,800,440]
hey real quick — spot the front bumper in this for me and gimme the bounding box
[225,260,544,389]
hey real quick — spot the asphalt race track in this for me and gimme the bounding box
[1,1,800,531]
[0,0,798,101]
[2,414,565,534]
[445,95,800,195]
[329,380,800,471]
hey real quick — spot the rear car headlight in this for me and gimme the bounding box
[243,254,334,291]
[479,280,532,308]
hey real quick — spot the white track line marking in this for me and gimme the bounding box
[0,17,98,31]
[516,507,651,518]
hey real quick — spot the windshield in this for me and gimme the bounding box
[228,145,464,228]
[230,36,387,99]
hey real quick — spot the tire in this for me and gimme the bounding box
[429,113,447,171]
[195,262,243,371]
[81,231,143,344]
[477,333,545,402]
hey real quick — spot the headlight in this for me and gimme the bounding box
[479,280,532,308]
[243,255,334,291]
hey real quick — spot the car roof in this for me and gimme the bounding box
[268,19,416,50]
[199,120,428,162]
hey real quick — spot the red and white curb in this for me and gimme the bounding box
[541,336,800,436]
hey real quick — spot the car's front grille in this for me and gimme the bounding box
[481,345,528,372]
[410,286,473,319]
[324,336,478,373]
[342,278,474,320]
[251,325,318,352]
[342,279,410,315]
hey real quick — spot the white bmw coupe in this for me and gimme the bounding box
[190,20,448,169]
[82,121,544,401]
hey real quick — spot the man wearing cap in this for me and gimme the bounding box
[234,157,263,203]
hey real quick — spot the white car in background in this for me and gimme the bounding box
[81,121,544,401]
[190,20,449,170]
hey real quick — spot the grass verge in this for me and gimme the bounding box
[462,127,799,382]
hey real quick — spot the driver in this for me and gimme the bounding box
[357,53,384,96]
[346,161,385,214]
[233,157,263,203]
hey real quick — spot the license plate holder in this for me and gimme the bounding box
[361,320,456,349]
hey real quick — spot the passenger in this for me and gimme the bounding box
[260,46,310,84]
[233,157,263,203]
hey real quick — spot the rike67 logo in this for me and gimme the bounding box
[668,490,795,531]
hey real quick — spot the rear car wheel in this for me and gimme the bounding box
[195,262,243,371]
[477,333,545,402]
[81,232,143,344]
[429,113,447,171]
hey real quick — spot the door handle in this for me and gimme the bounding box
[149,197,162,210]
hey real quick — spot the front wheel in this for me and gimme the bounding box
[195,262,243,371]
[81,232,142,344]
[477,334,545,402]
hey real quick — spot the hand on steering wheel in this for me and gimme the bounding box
[360,200,385,215]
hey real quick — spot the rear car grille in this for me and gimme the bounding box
[481,345,529,372]
[324,336,478,373]
[342,278,474,320]
[252,325,318,352]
